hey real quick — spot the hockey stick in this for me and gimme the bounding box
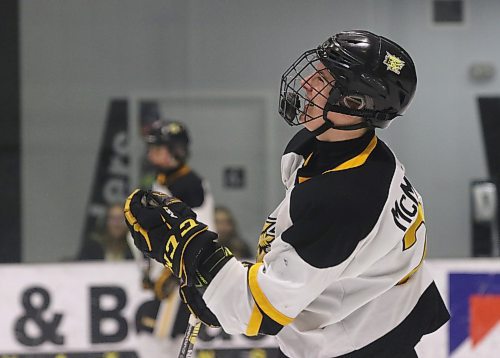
[177,314,201,358]
[139,192,203,357]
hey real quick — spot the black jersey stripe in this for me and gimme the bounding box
[323,136,377,173]
[336,282,450,357]
[283,139,397,268]
[283,128,315,156]
[157,165,206,208]
[297,136,378,183]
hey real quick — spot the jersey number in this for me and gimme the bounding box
[163,218,198,269]
[398,204,427,285]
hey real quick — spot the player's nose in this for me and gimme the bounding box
[300,74,314,91]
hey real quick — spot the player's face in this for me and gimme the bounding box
[299,64,335,131]
[147,145,178,169]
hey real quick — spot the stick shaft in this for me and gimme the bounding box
[177,314,201,358]
[142,192,201,357]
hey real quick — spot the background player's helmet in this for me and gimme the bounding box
[145,119,190,163]
[279,30,417,129]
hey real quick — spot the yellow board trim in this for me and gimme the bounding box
[248,263,293,326]
[324,135,378,173]
[124,189,152,251]
[245,303,263,336]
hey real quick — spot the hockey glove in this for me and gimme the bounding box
[180,284,220,327]
[124,189,232,285]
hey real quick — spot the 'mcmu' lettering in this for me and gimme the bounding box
[392,177,419,231]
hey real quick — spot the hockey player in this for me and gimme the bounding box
[124,30,450,357]
[141,118,214,291]
[128,119,215,340]
[144,119,214,229]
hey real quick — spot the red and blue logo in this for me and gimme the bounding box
[449,273,500,354]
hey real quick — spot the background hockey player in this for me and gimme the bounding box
[128,119,215,341]
[124,30,449,357]
[144,119,215,230]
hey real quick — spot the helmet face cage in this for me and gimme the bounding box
[279,31,417,130]
[279,49,337,126]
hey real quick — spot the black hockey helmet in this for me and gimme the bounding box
[279,30,417,132]
[145,119,190,163]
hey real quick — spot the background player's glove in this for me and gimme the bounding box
[152,268,179,300]
[124,189,232,286]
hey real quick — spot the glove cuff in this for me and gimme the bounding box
[182,230,219,279]
[190,242,233,290]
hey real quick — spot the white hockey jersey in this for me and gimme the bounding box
[203,129,449,358]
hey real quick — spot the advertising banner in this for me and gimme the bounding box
[416,259,500,358]
[0,262,278,358]
[3,259,500,357]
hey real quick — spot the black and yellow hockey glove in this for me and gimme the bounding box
[124,189,232,286]
[180,284,220,327]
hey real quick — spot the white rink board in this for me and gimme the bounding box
[0,262,152,356]
[0,261,278,358]
[2,260,500,357]
[416,259,500,358]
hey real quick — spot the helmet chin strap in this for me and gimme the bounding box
[310,88,370,136]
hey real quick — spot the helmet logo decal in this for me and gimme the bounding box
[383,51,405,75]
[166,123,182,134]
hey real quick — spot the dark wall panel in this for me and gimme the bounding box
[0,0,21,262]
[475,97,500,257]
[478,97,500,177]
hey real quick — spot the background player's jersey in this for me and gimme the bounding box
[152,165,215,230]
[203,129,449,358]
[128,166,215,264]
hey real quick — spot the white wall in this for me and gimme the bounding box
[21,0,500,261]
[21,0,190,261]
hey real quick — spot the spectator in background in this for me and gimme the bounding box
[77,203,132,261]
[215,205,252,259]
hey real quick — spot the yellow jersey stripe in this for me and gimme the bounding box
[248,263,293,326]
[179,226,209,281]
[324,135,378,173]
[245,303,263,336]
[303,152,313,166]
[398,238,427,285]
